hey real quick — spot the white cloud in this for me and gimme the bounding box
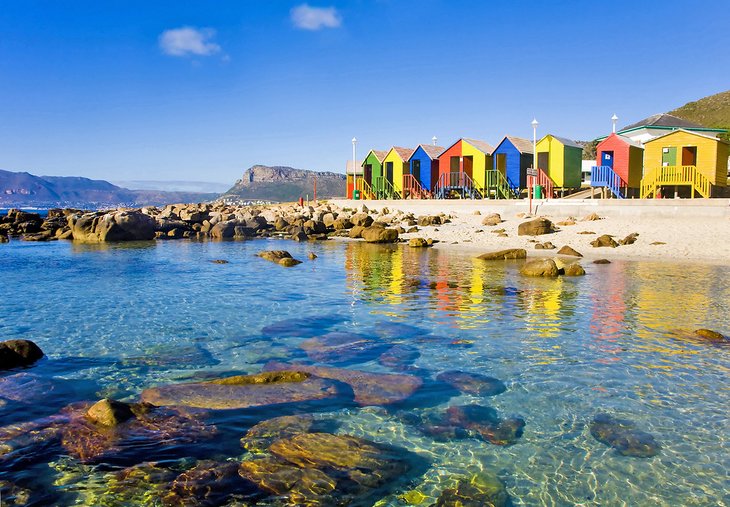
[291,4,342,31]
[159,27,221,57]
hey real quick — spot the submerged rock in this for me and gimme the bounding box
[121,343,219,369]
[476,249,526,261]
[140,371,341,410]
[241,415,316,453]
[519,258,559,277]
[261,315,344,338]
[0,339,44,369]
[372,321,426,340]
[378,344,420,370]
[166,460,255,506]
[0,480,32,506]
[436,371,506,396]
[434,472,511,507]
[693,328,728,343]
[590,413,661,457]
[445,405,525,446]
[257,250,302,267]
[264,362,422,406]
[239,456,336,505]
[85,399,135,427]
[300,331,389,365]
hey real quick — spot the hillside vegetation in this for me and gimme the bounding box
[670,90,730,140]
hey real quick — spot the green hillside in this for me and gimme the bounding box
[670,90,730,140]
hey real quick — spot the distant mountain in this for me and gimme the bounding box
[112,180,231,193]
[0,169,218,208]
[670,90,730,136]
[221,165,346,203]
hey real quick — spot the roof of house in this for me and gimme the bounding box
[410,144,445,160]
[597,132,644,149]
[544,134,583,149]
[620,113,707,131]
[498,135,534,154]
[364,149,388,164]
[463,138,494,154]
[643,128,729,145]
[387,146,413,161]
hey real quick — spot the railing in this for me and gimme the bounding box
[355,178,376,200]
[402,174,429,199]
[591,165,626,199]
[485,170,519,199]
[434,171,483,199]
[640,165,711,198]
[373,176,401,199]
[528,168,555,199]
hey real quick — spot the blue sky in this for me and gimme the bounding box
[1,1,728,184]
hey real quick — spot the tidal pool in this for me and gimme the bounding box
[0,238,728,506]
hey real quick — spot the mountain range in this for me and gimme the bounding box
[220,165,346,203]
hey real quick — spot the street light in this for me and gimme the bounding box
[432,136,437,146]
[611,114,618,134]
[351,137,357,200]
[531,118,539,172]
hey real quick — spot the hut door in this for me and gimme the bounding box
[412,159,421,181]
[537,152,549,172]
[385,162,393,183]
[601,151,614,169]
[463,156,473,179]
[662,147,676,167]
[681,146,697,167]
[364,164,372,184]
[496,154,507,175]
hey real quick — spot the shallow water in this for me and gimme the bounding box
[0,238,728,506]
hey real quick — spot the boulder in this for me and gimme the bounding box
[476,249,526,260]
[534,241,555,250]
[593,258,611,264]
[590,235,618,248]
[333,217,354,230]
[693,329,728,343]
[69,211,156,242]
[517,217,554,236]
[446,405,525,446]
[581,212,603,221]
[434,473,511,507]
[300,332,389,365]
[557,245,583,257]
[0,233,8,243]
[409,238,429,248]
[436,371,506,396]
[348,225,365,238]
[377,344,420,370]
[239,456,337,505]
[292,230,309,242]
[167,461,254,506]
[417,215,442,226]
[241,415,316,453]
[562,263,586,276]
[481,213,502,226]
[350,213,374,227]
[590,413,661,457]
[209,221,237,239]
[0,339,44,369]
[361,226,399,243]
[85,398,135,427]
[257,250,302,267]
[519,258,559,277]
[619,232,639,245]
[140,370,342,410]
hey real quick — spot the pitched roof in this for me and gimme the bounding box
[643,128,729,145]
[410,144,445,160]
[616,134,644,149]
[463,138,494,155]
[620,113,706,131]
[503,135,534,154]
[364,149,388,164]
[544,134,583,149]
[387,146,413,161]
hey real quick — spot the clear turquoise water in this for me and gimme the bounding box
[0,238,728,505]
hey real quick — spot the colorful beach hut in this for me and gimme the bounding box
[535,134,583,192]
[641,129,728,198]
[407,144,443,197]
[591,133,643,198]
[492,136,533,192]
[359,149,387,199]
[435,138,494,198]
[379,147,412,199]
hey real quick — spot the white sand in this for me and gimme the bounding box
[328,199,730,265]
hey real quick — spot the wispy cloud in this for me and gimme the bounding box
[159,27,221,57]
[291,4,342,31]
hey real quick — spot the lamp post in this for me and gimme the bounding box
[432,136,437,146]
[530,118,539,214]
[351,137,357,200]
[611,114,618,134]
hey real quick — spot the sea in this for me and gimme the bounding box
[0,237,728,506]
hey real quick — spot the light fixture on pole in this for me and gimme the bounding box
[611,114,618,134]
[432,136,437,146]
[531,118,539,170]
[351,137,357,200]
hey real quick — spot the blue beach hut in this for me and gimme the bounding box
[492,135,534,191]
[408,144,444,194]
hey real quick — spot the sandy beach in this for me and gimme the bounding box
[329,198,730,265]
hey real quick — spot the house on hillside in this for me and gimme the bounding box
[535,134,583,191]
[602,113,726,145]
[641,129,728,198]
[591,133,644,199]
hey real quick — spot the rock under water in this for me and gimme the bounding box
[436,371,507,396]
[590,413,661,457]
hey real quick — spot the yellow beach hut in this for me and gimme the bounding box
[379,147,411,199]
[535,135,583,193]
[641,129,728,198]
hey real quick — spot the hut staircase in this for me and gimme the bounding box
[530,168,555,199]
[640,166,711,199]
[590,165,626,199]
[485,170,520,199]
[355,178,376,200]
[402,174,430,199]
[373,176,402,199]
[434,172,483,199]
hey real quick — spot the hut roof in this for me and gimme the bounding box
[411,144,445,160]
[365,149,388,163]
[504,136,534,154]
[389,146,413,161]
[463,138,494,154]
[644,128,729,145]
[620,113,706,131]
[547,135,583,149]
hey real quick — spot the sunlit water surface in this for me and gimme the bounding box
[0,238,728,506]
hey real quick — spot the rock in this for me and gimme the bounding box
[86,399,135,427]
[476,249,526,260]
[434,473,510,507]
[561,263,586,276]
[233,225,255,238]
[581,212,603,221]
[257,250,302,267]
[210,259,229,264]
[436,371,506,396]
[593,259,611,264]
[274,217,290,231]
[517,217,554,236]
[0,339,44,369]
[239,456,337,505]
[140,370,342,410]
[0,233,8,243]
[446,405,525,446]
[333,217,354,230]
[519,258,559,277]
[378,344,420,370]
[264,362,422,406]
[241,415,315,453]
[409,238,430,248]
[292,230,309,242]
[167,460,254,506]
[481,213,502,226]
[209,221,237,239]
[693,329,728,343]
[619,232,639,245]
[556,218,576,226]
[417,215,442,226]
[350,213,374,227]
[534,241,555,250]
[590,413,661,457]
[69,210,156,242]
[300,332,389,365]
[578,230,595,235]
[261,315,344,338]
[557,245,582,257]
[650,241,666,245]
[21,231,55,241]
[361,226,399,243]
[348,225,365,238]
[307,252,317,260]
[0,480,32,506]
[590,235,618,248]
